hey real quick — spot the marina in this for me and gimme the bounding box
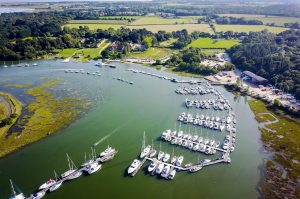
[0,60,262,199]
[9,146,117,199]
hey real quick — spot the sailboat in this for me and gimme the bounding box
[9,179,25,199]
[3,60,8,68]
[140,132,151,158]
[149,140,157,158]
[83,148,102,175]
[48,170,63,192]
[61,154,82,180]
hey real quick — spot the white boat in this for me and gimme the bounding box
[170,156,177,164]
[175,156,184,166]
[32,63,38,66]
[28,191,45,199]
[168,169,176,180]
[161,165,171,178]
[148,161,158,173]
[155,163,164,174]
[61,154,78,179]
[9,180,25,199]
[100,146,116,157]
[128,159,140,174]
[84,162,102,175]
[200,159,211,165]
[48,180,62,192]
[66,170,82,180]
[38,178,56,190]
[177,131,183,138]
[162,153,170,162]
[157,151,164,161]
[140,145,151,158]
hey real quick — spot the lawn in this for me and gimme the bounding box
[127,47,174,59]
[130,16,198,25]
[218,14,300,26]
[186,37,240,49]
[67,20,129,25]
[214,24,288,33]
[54,48,77,59]
[127,24,214,33]
[63,23,122,30]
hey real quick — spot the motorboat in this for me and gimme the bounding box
[170,156,177,164]
[200,159,211,165]
[155,163,164,174]
[168,169,176,180]
[161,165,171,178]
[100,146,116,157]
[148,161,158,173]
[128,159,141,174]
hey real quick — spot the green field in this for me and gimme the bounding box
[127,24,213,33]
[99,15,141,19]
[130,16,198,25]
[67,20,129,25]
[159,38,178,47]
[54,48,77,58]
[186,37,240,49]
[63,23,122,30]
[219,14,300,26]
[127,47,174,59]
[215,24,288,33]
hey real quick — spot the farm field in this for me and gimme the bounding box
[127,47,174,59]
[127,24,214,33]
[218,14,300,26]
[63,23,123,30]
[67,20,129,25]
[186,37,240,49]
[130,16,199,25]
[99,15,141,19]
[214,24,288,33]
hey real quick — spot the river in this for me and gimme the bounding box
[0,60,263,199]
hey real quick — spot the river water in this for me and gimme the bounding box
[0,60,263,199]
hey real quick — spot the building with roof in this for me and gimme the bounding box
[241,70,268,85]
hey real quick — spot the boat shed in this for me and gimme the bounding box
[241,71,268,85]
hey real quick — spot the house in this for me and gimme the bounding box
[241,71,268,85]
[108,41,123,52]
[130,43,146,51]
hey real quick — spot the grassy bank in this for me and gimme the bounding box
[0,92,22,141]
[0,80,90,158]
[164,67,204,78]
[186,37,240,49]
[248,100,300,199]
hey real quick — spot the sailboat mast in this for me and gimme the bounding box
[141,131,146,151]
[10,179,17,196]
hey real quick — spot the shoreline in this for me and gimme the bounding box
[0,92,22,139]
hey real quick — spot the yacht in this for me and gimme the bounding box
[175,156,184,166]
[148,161,158,173]
[177,131,183,138]
[189,165,202,173]
[38,178,56,190]
[168,169,176,180]
[156,163,164,174]
[83,162,102,175]
[161,165,171,178]
[162,153,170,162]
[177,139,183,145]
[9,180,25,199]
[128,159,141,174]
[140,145,151,159]
[200,159,211,165]
[28,191,45,199]
[100,146,116,157]
[32,63,38,66]
[149,148,157,158]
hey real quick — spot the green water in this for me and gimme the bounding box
[0,60,263,199]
